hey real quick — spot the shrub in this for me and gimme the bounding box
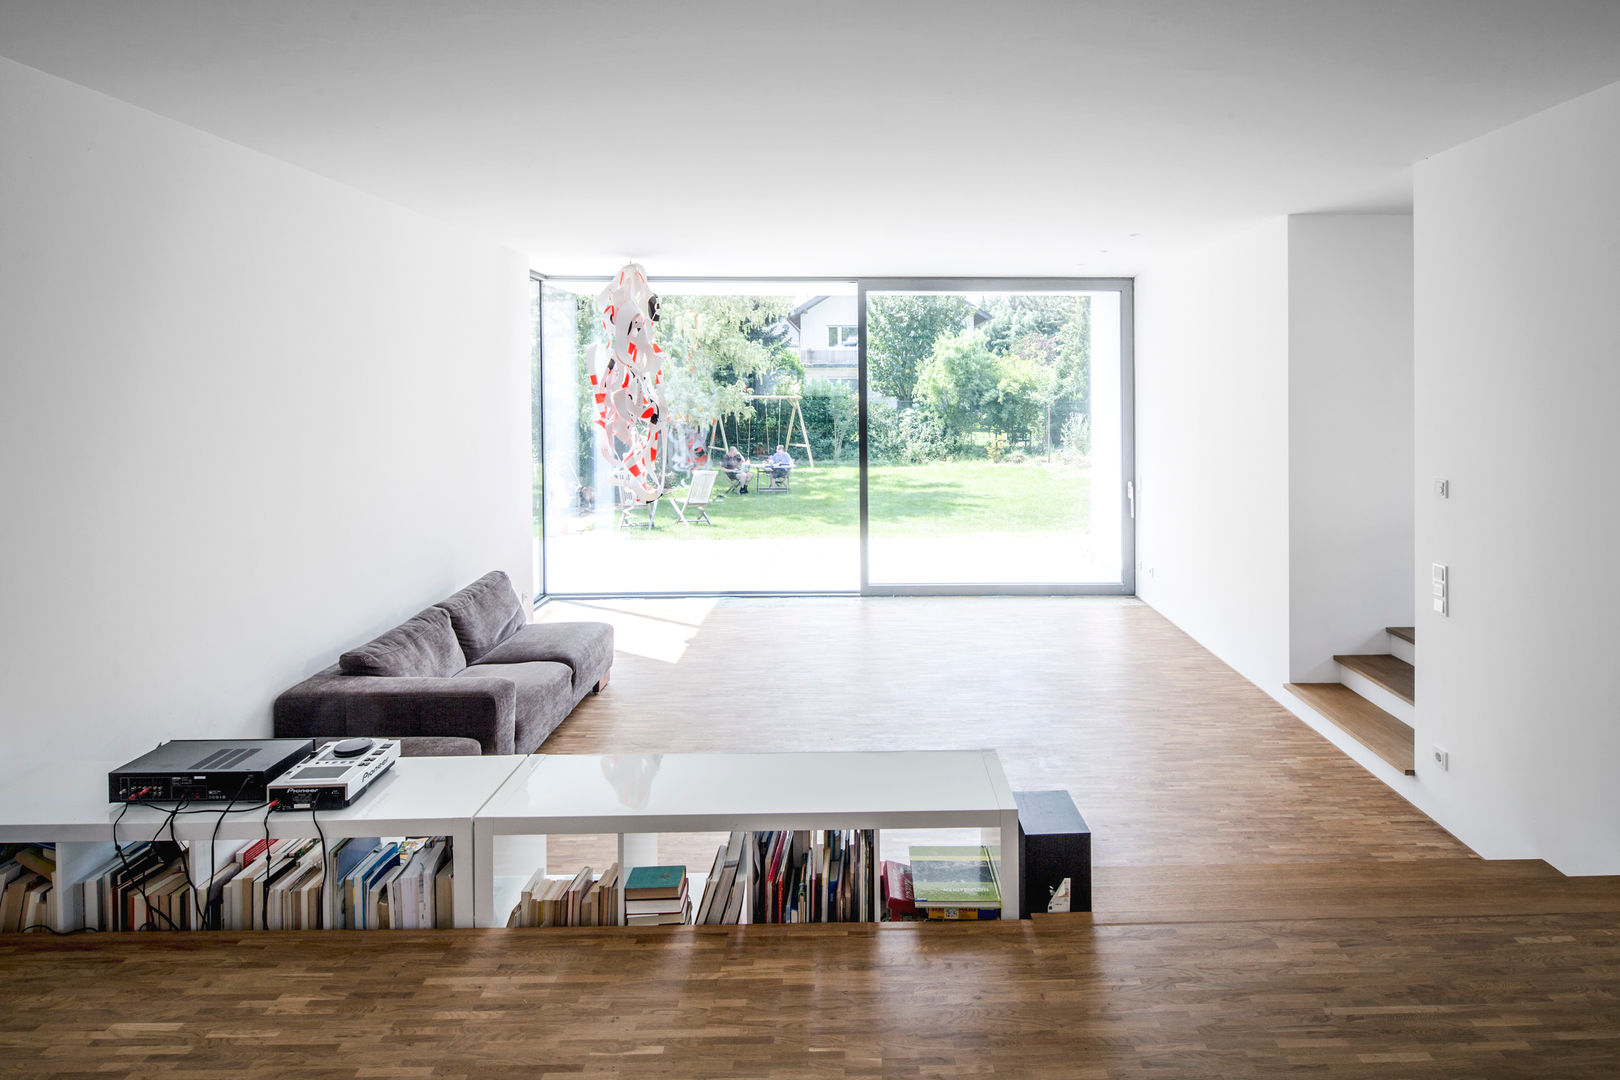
[1060,412,1091,463]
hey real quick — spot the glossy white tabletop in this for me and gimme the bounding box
[477,750,1016,834]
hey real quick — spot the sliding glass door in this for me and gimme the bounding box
[538,279,861,594]
[860,281,1132,593]
[535,275,1131,597]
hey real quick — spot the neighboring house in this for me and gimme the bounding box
[780,295,860,390]
[776,295,992,396]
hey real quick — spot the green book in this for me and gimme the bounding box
[908,846,1002,909]
[624,865,687,899]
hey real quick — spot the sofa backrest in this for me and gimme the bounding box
[339,606,467,678]
[436,570,527,663]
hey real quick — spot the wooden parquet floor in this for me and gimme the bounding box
[5,597,1620,1078]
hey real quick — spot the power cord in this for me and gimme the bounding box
[198,776,253,930]
[259,800,281,931]
[110,791,178,932]
[310,804,328,930]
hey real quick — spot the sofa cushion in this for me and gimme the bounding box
[339,607,467,678]
[458,660,573,754]
[437,570,528,663]
[475,621,614,695]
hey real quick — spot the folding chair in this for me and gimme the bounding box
[669,469,718,526]
[761,464,792,492]
[617,495,659,529]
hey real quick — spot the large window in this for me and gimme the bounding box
[862,283,1129,590]
[535,276,1132,596]
[539,280,861,594]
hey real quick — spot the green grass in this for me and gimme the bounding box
[625,460,1092,540]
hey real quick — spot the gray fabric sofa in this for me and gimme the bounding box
[274,571,613,755]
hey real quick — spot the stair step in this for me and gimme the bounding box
[1334,653,1414,705]
[1386,626,1415,645]
[1286,683,1416,775]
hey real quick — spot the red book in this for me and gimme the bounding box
[881,860,915,920]
[237,839,271,866]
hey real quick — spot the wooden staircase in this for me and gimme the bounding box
[1287,627,1416,775]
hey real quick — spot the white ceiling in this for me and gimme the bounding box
[5,0,1620,275]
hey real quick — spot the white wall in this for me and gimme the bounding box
[1135,219,1291,692]
[0,58,532,771]
[1288,216,1414,681]
[1137,214,1426,805]
[1415,78,1620,874]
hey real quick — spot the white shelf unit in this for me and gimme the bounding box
[472,750,1021,928]
[0,755,529,931]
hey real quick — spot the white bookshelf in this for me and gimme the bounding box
[1,750,1021,932]
[0,755,529,930]
[472,750,1021,927]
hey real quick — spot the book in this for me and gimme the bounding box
[434,858,455,929]
[12,846,56,879]
[325,837,382,931]
[924,906,1001,920]
[908,846,1001,911]
[2,873,40,932]
[564,866,593,926]
[350,842,401,930]
[20,878,51,932]
[413,839,449,929]
[694,843,726,925]
[881,860,916,920]
[596,863,619,926]
[705,832,747,925]
[626,900,691,926]
[626,879,688,916]
[624,865,686,900]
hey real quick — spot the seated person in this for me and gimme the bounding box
[721,446,751,493]
[766,445,794,484]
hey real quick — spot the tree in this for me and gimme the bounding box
[980,294,1078,355]
[653,294,796,447]
[916,331,998,437]
[867,294,971,405]
[988,344,1059,447]
[1003,333,1065,452]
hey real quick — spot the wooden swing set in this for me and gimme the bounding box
[705,393,815,468]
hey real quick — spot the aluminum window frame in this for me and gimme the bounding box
[532,272,1134,600]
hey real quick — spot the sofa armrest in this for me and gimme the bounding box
[273,670,518,756]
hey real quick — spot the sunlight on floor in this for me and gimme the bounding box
[534,596,719,665]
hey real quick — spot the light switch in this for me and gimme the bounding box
[1432,563,1448,616]
[1434,479,1449,498]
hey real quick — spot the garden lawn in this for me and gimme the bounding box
[641,460,1093,540]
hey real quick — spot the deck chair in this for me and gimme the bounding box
[617,495,659,529]
[669,469,718,525]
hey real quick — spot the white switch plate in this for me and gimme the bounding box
[1432,747,1449,771]
[1434,479,1449,498]
[1432,563,1448,616]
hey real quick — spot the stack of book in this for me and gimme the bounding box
[624,865,689,925]
[507,863,620,927]
[0,844,57,933]
[73,835,454,932]
[906,845,1002,920]
[693,832,750,924]
[750,830,877,924]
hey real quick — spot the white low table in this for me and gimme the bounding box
[0,755,528,930]
[472,749,1021,927]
